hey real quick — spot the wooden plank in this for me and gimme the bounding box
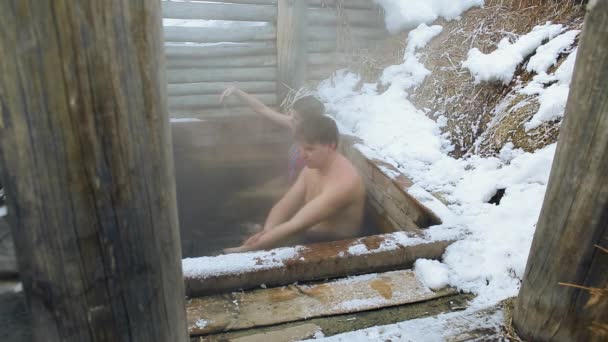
[162,1,276,21]
[308,66,338,80]
[308,8,384,27]
[167,55,276,69]
[0,1,187,340]
[184,0,277,5]
[168,94,277,109]
[166,42,276,58]
[169,107,261,119]
[514,2,608,342]
[307,40,336,53]
[164,25,276,43]
[277,0,308,101]
[168,81,276,96]
[230,324,321,342]
[187,270,454,335]
[309,25,388,41]
[167,67,276,83]
[308,0,378,10]
[183,233,452,296]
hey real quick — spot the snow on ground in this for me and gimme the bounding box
[463,23,564,84]
[303,305,504,342]
[522,46,578,130]
[373,0,484,33]
[414,259,449,290]
[316,21,570,312]
[0,206,6,217]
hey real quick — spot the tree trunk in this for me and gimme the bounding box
[0,1,188,341]
[514,2,608,341]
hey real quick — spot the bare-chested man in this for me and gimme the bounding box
[224,115,366,253]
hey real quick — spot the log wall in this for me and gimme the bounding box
[161,0,387,118]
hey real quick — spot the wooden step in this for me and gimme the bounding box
[183,232,452,296]
[186,270,455,336]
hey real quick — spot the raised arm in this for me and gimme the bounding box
[220,86,293,129]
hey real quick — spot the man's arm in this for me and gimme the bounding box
[262,173,306,231]
[243,182,353,251]
[220,87,293,129]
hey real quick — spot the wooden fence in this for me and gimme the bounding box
[162,0,387,118]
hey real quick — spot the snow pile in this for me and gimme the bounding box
[414,259,449,290]
[0,206,6,217]
[182,246,304,279]
[317,24,558,307]
[373,0,484,33]
[346,232,430,256]
[463,23,563,84]
[526,30,580,74]
[522,44,579,130]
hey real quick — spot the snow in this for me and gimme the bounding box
[0,206,6,217]
[414,259,449,290]
[463,23,564,84]
[170,118,205,123]
[373,0,484,34]
[315,22,559,310]
[526,30,580,74]
[182,246,304,279]
[522,47,579,130]
[194,319,209,329]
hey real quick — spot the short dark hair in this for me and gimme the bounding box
[292,96,325,119]
[295,115,339,146]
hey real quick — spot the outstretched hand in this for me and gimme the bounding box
[219,86,238,104]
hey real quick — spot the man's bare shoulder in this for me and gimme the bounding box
[331,154,364,190]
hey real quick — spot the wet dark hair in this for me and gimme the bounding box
[295,115,339,146]
[292,95,325,119]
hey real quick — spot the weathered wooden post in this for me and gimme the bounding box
[0,1,188,341]
[513,1,608,341]
[277,0,308,102]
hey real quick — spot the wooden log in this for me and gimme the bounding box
[186,270,454,336]
[162,1,276,21]
[168,81,276,96]
[183,233,452,296]
[167,54,276,69]
[166,42,276,58]
[309,0,378,10]
[308,52,351,66]
[168,94,277,110]
[513,2,608,342]
[309,25,388,41]
[308,66,340,80]
[308,7,384,27]
[0,1,187,341]
[277,0,308,101]
[167,67,276,83]
[164,25,276,43]
[307,40,336,53]
[169,107,261,119]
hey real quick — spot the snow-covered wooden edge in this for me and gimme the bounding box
[183,232,452,296]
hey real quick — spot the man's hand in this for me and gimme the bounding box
[219,86,238,104]
[223,246,249,254]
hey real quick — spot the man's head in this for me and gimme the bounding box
[290,96,325,124]
[295,115,339,169]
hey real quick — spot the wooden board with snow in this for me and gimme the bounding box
[186,270,455,336]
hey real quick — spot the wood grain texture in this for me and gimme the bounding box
[167,67,276,83]
[514,2,608,341]
[166,42,276,58]
[0,1,187,341]
[277,0,309,101]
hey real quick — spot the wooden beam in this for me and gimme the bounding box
[168,94,277,109]
[169,107,261,119]
[308,52,350,66]
[167,67,276,83]
[309,0,378,10]
[167,55,276,69]
[308,25,388,41]
[308,7,384,27]
[162,1,276,21]
[308,66,338,80]
[183,233,452,296]
[277,0,308,101]
[168,81,276,96]
[187,270,454,336]
[166,42,276,58]
[307,40,336,53]
[164,25,276,43]
[514,2,608,342]
[0,1,187,341]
